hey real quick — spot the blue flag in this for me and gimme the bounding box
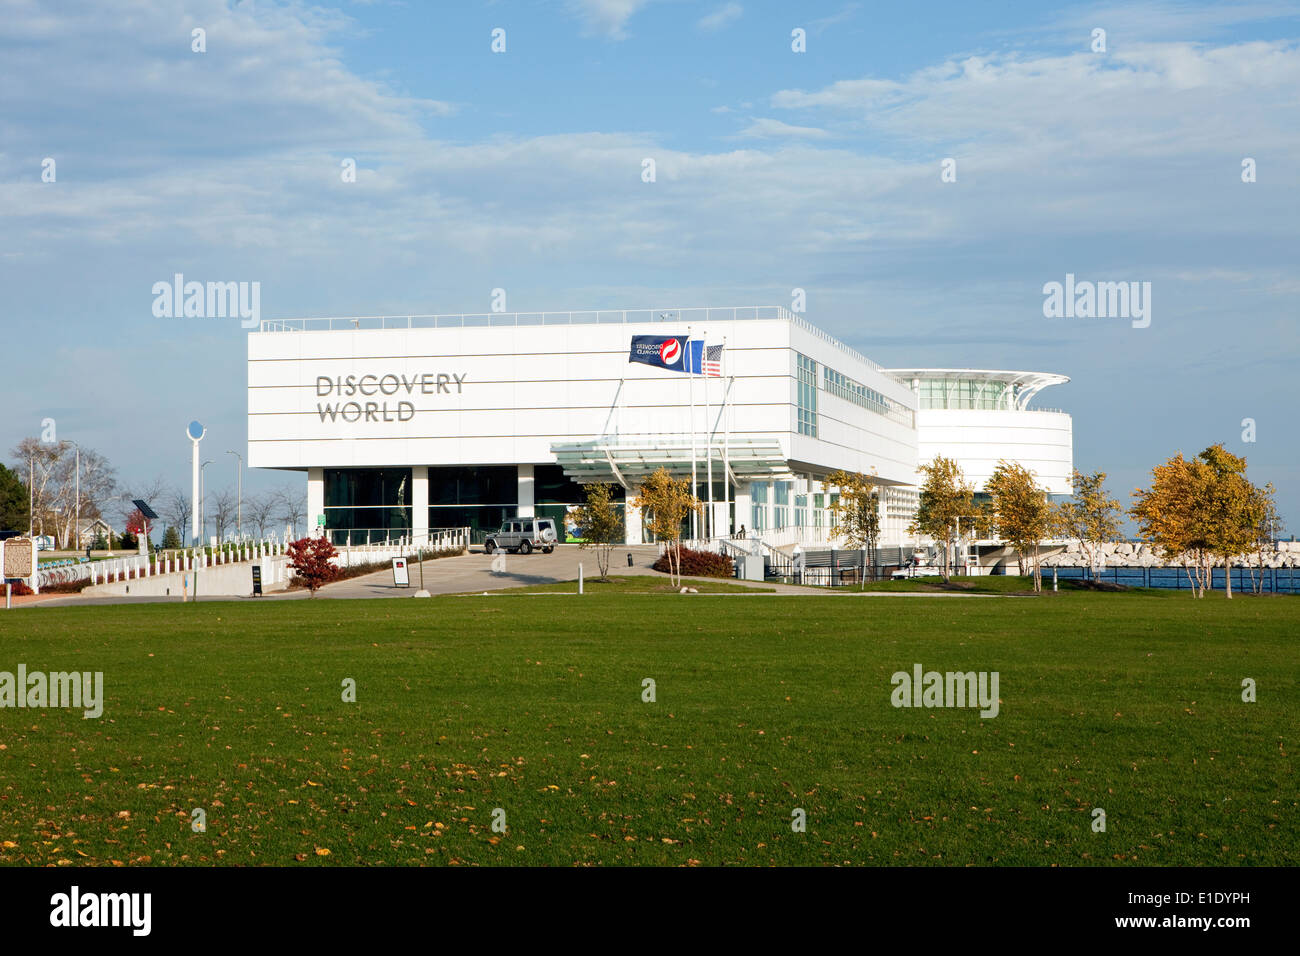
[683,340,706,374]
[629,334,688,371]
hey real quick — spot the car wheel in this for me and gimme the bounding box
[520,540,533,555]
[485,540,496,554]
[543,547,553,554]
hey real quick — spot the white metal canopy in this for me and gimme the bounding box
[550,437,789,488]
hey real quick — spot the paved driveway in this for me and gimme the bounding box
[315,544,671,598]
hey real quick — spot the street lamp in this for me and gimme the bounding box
[66,441,80,552]
[226,450,243,540]
[200,459,213,547]
[186,421,205,547]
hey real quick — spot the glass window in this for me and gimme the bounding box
[796,353,819,437]
[428,466,518,506]
[821,365,914,427]
[324,468,412,508]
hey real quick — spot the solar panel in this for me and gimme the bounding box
[133,499,160,520]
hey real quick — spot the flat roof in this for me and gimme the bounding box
[883,369,1069,411]
[256,305,907,385]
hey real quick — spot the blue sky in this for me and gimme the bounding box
[3,0,1298,528]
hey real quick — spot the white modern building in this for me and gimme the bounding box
[887,369,1074,495]
[246,307,1072,551]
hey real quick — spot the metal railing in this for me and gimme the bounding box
[1048,565,1300,593]
[256,306,911,389]
[324,527,471,550]
[259,306,796,333]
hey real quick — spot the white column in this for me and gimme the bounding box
[517,464,535,518]
[734,482,753,537]
[624,486,643,545]
[307,467,325,537]
[412,465,429,546]
[191,439,201,547]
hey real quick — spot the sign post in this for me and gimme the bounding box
[3,537,37,596]
[392,557,410,588]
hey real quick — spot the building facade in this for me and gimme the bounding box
[247,307,1072,547]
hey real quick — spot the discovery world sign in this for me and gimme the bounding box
[314,372,467,423]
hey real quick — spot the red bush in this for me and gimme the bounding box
[652,546,734,579]
[286,536,339,595]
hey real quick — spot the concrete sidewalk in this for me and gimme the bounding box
[18,545,1002,606]
[314,544,677,598]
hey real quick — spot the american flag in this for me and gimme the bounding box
[702,343,723,377]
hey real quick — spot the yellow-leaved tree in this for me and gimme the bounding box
[984,461,1051,592]
[1052,469,1123,580]
[908,455,974,583]
[826,469,880,587]
[634,467,701,588]
[1131,444,1263,599]
[573,482,625,581]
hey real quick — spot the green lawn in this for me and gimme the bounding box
[472,574,772,595]
[779,575,1184,595]
[0,590,1294,866]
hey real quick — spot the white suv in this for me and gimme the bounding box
[484,518,557,555]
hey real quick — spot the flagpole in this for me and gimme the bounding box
[722,336,730,537]
[704,333,713,542]
[687,325,697,543]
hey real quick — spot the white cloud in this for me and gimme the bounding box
[698,3,743,32]
[2,1,1298,523]
[566,0,654,39]
[736,118,831,139]
[808,3,860,36]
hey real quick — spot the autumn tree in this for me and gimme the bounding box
[1052,469,1123,580]
[826,469,881,587]
[1247,482,1282,594]
[125,508,153,547]
[574,482,624,581]
[985,461,1051,592]
[1131,445,1261,599]
[1132,452,1211,597]
[908,456,974,583]
[1198,445,1260,599]
[287,536,339,595]
[634,467,701,588]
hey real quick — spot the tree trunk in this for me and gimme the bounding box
[1224,554,1233,599]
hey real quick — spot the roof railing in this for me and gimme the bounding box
[259,306,795,333]
[256,306,908,387]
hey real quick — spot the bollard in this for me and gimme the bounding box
[627,552,633,567]
[1052,567,1058,592]
[579,563,584,595]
